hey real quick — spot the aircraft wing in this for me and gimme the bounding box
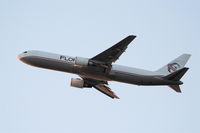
[83,78,119,99]
[91,35,136,64]
[94,84,119,99]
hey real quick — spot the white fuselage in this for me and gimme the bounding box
[17,50,181,86]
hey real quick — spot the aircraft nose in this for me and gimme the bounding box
[17,51,28,61]
[16,53,23,60]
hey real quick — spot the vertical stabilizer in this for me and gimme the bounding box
[155,54,191,75]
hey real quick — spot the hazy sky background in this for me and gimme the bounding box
[0,0,199,133]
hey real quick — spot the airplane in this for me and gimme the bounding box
[17,35,191,99]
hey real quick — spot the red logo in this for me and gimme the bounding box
[168,63,180,73]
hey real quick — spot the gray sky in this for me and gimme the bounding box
[0,0,199,133]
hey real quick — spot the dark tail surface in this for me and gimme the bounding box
[163,67,189,93]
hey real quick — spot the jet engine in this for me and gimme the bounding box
[71,78,92,88]
[71,78,84,88]
[75,57,89,66]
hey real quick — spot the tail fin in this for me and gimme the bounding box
[155,54,191,75]
[163,67,189,93]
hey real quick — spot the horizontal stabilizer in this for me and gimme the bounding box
[163,67,189,81]
[169,85,181,93]
[164,67,189,93]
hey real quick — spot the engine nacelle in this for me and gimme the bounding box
[71,78,93,88]
[71,78,84,88]
[75,57,89,66]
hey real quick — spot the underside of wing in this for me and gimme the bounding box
[91,35,136,64]
[83,78,119,99]
[94,84,119,99]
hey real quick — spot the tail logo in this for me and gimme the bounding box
[168,63,180,73]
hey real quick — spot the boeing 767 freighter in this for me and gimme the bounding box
[17,35,191,99]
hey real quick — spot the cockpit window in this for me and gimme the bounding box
[23,51,28,53]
